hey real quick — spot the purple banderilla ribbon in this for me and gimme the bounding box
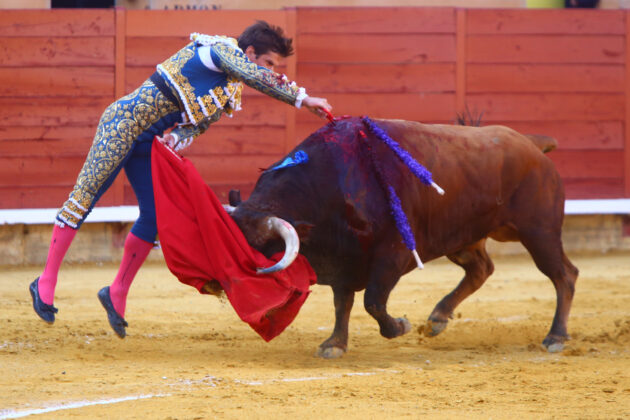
[361,117,445,269]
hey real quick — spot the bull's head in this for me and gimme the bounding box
[224,190,300,274]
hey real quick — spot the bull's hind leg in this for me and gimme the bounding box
[425,239,494,337]
[364,261,411,340]
[519,230,578,352]
[317,286,355,359]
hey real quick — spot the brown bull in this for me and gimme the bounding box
[229,117,579,358]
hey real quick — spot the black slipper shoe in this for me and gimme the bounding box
[29,277,58,324]
[98,286,128,339]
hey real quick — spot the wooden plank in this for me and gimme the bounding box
[295,93,456,123]
[297,7,456,34]
[490,121,624,150]
[0,186,75,208]
[0,137,95,158]
[0,37,115,67]
[0,10,115,37]
[177,125,286,155]
[467,64,624,93]
[0,125,94,142]
[0,67,114,97]
[284,7,297,152]
[547,150,624,179]
[467,9,625,35]
[298,34,456,64]
[625,10,630,197]
[562,178,624,199]
[125,37,187,67]
[297,63,456,93]
[467,35,625,64]
[115,7,126,99]
[0,156,87,186]
[113,7,127,206]
[0,96,287,127]
[125,66,155,92]
[456,9,466,114]
[0,97,111,127]
[185,154,285,184]
[465,93,624,121]
[125,10,287,37]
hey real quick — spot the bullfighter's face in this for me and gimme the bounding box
[244,45,281,71]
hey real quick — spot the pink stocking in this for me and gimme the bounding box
[38,224,78,305]
[109,232,153,317]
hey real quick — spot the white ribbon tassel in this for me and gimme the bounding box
[412,249,424,270]
[431,182,445,195]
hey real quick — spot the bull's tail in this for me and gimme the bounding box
[525,134,557,154]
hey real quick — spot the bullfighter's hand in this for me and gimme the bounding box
[303,96,332,119]
[157,133,177,149]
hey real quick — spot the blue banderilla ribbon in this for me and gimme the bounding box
[361,116,445,270]
[267,150,309,172]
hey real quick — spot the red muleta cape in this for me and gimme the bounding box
[151,139,316,341]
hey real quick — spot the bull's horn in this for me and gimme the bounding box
[256,217,300,274]
[222,204,236,214]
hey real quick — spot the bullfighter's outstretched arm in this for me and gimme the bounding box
[210,43,307,107]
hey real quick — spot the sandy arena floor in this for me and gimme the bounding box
[1,251,629,419]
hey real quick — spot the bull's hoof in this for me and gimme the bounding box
[316,346,345,359]
[424,319,448,337]
[397,317,412,335]
[542,334,567,353]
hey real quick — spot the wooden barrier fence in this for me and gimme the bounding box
[0,7,628,209]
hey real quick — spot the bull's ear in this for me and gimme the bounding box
[229,190,242,206]
[294,221,314,242]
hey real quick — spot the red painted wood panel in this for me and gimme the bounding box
[0,186,76,208]
[0,37,115,67]
[125,37,188,67]
[548,149,624,179]
[0,7,629,209]
[0,156,88,186]
[467,35,625,64]
[298,34,456,64]
[562,179,624,199]
[466,9,625,35]
[297,7,456,34]
[0,136,95,158]
[467,64,624,93]
[181,126,286,156]
[298,63,456,93]
[0,10,115,37]
[490,121,624,150]
[466,93,624,121]
[0,97,111,127]
[125,10,287,37]
[296,93,456,123]
[185,155,286,184]
[0,67,114,97]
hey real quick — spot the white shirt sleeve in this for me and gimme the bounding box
[198,45,222,73]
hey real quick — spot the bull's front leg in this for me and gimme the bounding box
[364,268,411,340]
[317,286,354,359]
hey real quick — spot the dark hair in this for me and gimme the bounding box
[238,20,294,57]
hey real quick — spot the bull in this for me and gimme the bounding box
[227,117,578,358]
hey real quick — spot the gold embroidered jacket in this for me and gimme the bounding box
[156,34,306,144]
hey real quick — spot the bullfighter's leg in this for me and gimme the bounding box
[425,239,494,337]
[519,230,578,352]
[363,261,411,340]
[316,286,355,359]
